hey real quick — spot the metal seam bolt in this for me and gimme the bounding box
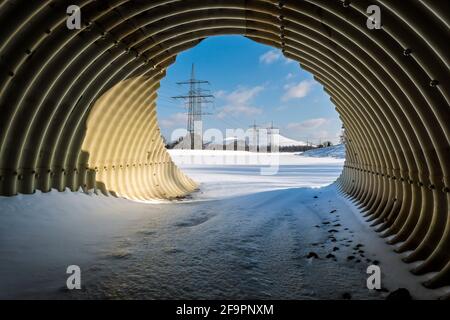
[430,80,439,87]
[403,48,413,56]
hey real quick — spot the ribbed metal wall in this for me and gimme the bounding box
[0,1,448,287]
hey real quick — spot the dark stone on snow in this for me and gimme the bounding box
[342,292,352,300]
[386,288,412,300]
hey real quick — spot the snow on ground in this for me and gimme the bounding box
[0,150,447,299]
[169,150,344,200]
[300,144,346,159]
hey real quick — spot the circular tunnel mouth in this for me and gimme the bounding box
[0,1,448,290]
[153,34,346,200]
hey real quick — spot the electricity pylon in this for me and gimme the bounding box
[249,120,260,152]
[172,64,214,149]
[267,121,279,152]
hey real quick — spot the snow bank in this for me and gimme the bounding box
[299,144,346,159]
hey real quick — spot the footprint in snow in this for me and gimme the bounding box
[306,252,319,259]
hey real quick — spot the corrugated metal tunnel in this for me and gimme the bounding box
[0,1,448,288]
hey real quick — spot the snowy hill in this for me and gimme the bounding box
[300,144,346,159]
[272,133,309,147]
[220,133,309,147]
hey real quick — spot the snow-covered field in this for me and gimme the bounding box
[0,150,447,299]
[168,150,344,200]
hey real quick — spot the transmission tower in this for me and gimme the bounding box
[248,120,260,152]
[267,121,278,133]
[172,64,214,149]
[267,121,279,151]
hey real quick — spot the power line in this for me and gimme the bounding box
[171,63,214,149]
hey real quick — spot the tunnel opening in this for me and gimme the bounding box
[0,0,448,295]
[155,35,345,191]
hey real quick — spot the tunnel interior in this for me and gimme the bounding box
[0,0,448,289]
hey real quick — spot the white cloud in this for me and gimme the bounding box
[285,118,340,144]
[282,80,315,101]
[259,50,282,64]
[284,58,296,65]
[275,105,288,111]
[216,86,264,118]
[217,105,262,118]
[214,90,227,99]
[260,50,297,66]
[159,112,187,127]
[226,86,263,104]
[287,118,328,130]
[285,73,295,80]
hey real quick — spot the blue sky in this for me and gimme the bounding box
[157,36,342,144]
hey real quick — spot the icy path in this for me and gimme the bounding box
[0,152,446,299]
